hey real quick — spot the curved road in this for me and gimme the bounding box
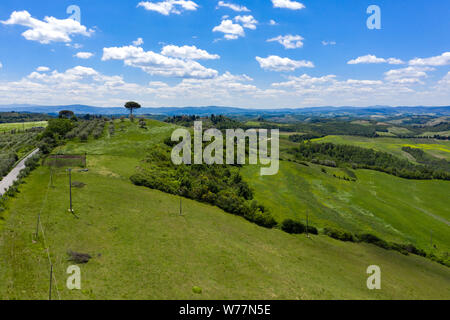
[0,148,39,196]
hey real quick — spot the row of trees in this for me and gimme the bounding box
[291,141,450,180]
[130,145,276,228]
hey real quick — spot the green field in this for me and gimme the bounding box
[313,135,450,161]
[0,121,48,133]
[242,161,450,256]
[0,120,449,300]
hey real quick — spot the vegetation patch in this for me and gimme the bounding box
[289,141,450,180]
[67,250,92,264]
[131,145,276,228]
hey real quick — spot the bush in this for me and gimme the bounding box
[281,219,306,234]
[324,227,356,242]
[306,225,318,235]
[358,233,391,250]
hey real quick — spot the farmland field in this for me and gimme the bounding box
[242,161,450,258]
[0,121,48,133]
[312,135,450,161]
[0,120,449,300]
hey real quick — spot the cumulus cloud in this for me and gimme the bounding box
[384,66,433,84]
[234,15,258,29]
[256,55,314,72]
[0,65,449,108]
[102,45,218,79]
[36,66,50,72]
[269,19,278,26]
[271,0,305,10]
[1,10,93,44]
[75,52,94,59]
[161,45,220,60]
[212,15,257,40]
[132,38,144,46]
[409,52,450,66]
[348,54,404,65]
[217,1,250,12]
[267,35,304,49]
[137,0,198,15]
[213,19,245,40]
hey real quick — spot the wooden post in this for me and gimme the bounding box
[49,264,53,300]
[68,168,73,212]
[306,211,309,238]
[179,197,182,216]
[35,213,40,241]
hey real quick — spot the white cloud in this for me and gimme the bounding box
[0,65,449,108]
[272,0,305,10]
[217,1,250,12]
[256,55,314,72]
[132,37,144,46]
[213,19,245,40]
[269,19,278,26]
[161,45,220,60]
[0,62,2,69]
[386,58,404,65]
[1,10,93,44]
[36,66,50,72]
[436,72,450,91]
[75,52,94,59]
[409,52,450,66]
[102,45,218,79]
[267,35,304,49]
[137,1,198,15]
[384,66,433,84]
[322,40,336,46]
[234,15,258,30]
[348,54,404,65]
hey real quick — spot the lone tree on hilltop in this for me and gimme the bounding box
[59,110,75,119]
[124,101,141,119]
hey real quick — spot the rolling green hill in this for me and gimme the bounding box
[0,120,449,300]
[242,161,449,257]
[312,135,450,161]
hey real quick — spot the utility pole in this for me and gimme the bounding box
[430,230,433,248]
[68,168,73,213]
[306,211,309,238]
[35,212,40,241]
[49,264,53,301]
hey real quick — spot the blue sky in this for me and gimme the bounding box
[0,0,449,108]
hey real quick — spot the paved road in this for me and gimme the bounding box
[0,148,39,196]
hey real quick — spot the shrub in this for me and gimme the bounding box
[306,225,318,235]
[281,219,306,234]
[324,227,356,242]
[358,233,391,250]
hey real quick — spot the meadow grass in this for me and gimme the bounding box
[242,160,450,258]
[313,135,450,161]
[0,120,449,300]
[0,121,48,133]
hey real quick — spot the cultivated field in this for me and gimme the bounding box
[0,121,47,133]
[313,135,450,161]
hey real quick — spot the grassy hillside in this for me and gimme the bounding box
[313,135,450,161]
[242,162,449,256]
[0,121,48,133]
[0,120,449,300]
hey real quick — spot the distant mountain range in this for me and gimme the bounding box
[0,104,449,116]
